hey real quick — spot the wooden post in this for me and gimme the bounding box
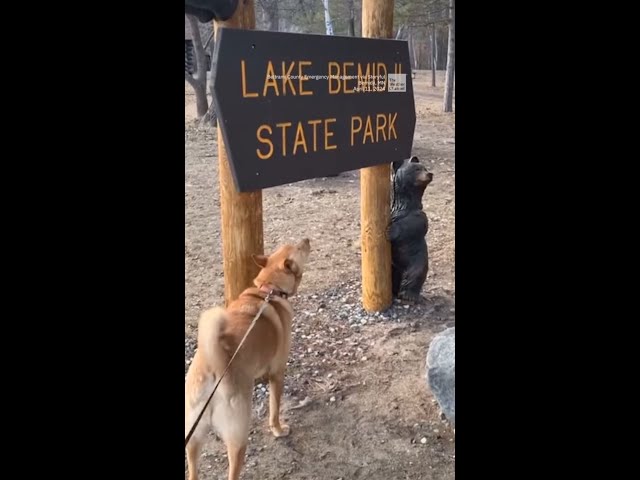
[360,0,394,312]
[214,1,264,306]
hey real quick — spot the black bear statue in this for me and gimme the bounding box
[388,156,434,302]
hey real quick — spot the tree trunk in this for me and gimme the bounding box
[411,30,419,70]
[431,24,436,87]
[186,14,209,118]
[348,0,355,36]
[322,0,334,35]
[266,2,279,31]
[201,27,217,127]
[435,27,439,69]
[438,27,446,70]
[443,0,455,112]
[194,81,209,118]
[408,29,414,69]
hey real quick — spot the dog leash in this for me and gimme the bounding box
[185,289,274,448]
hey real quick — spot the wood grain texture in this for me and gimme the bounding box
[360,164,392,311]
[361,0,395,38]
[360,0,394,312]
[214,0,264,306]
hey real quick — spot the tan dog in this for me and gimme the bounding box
[185,238,311,480]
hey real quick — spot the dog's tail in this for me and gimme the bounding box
[197,306,228,366]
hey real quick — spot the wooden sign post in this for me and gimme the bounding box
[214,0,264,306]
[361,0,395,312]
[211,0,414,311]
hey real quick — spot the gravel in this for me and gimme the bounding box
[185,279,455,410]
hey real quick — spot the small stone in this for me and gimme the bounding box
[420,437,427,444]
[433,429,439,433]
[327,373,333,378]
[361,356,367,361]
[329,396,336,402]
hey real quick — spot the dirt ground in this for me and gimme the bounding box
[185,70,455,480]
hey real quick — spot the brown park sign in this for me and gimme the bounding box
[211,29,416,192]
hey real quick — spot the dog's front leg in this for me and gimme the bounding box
[227,443,247,480]
[268,371,290,437]
[186,436,203,480]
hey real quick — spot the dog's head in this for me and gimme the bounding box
[251,238,311,296]
[392,156,433,188]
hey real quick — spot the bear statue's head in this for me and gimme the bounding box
[392,156,433,190]
[391,156,433,211]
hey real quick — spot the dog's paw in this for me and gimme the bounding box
[270,423,291,438]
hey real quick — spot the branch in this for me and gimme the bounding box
[203,30,214,51]
[187,14,208,81]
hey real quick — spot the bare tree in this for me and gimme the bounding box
[321,0,334,35]
[201,31,217,127]
[347,0,356,36]
[409,29,419,70]
[443,0,455,112]
[257,0,279,31]
[185,14,209,119]
[431,23,436,87]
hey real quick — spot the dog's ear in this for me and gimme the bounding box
[251,254,269,268]
[283,258,300,275]
[409,156,420,163]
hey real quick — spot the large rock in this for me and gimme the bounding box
[426,327,455,428]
